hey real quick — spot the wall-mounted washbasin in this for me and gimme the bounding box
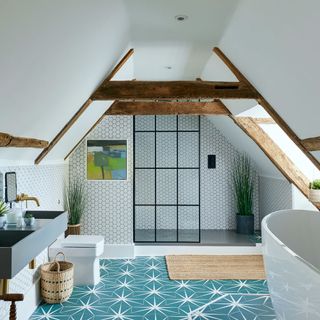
[26,210,65,219]
[0,211,68,279]
[0,230,34,247]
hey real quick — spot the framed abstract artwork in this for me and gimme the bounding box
[87,140,127,180]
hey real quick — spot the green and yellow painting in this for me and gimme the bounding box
[87,140,127,180]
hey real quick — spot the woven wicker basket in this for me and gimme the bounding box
[40,252,74,304]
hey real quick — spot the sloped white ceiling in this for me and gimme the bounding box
[126,0,240,80]
[1,0,319,174]
[218,0,320,140]
[0,0,131,164]
[200,53,281,177]
[46,55,134,162]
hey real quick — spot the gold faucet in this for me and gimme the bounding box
[16,193,40,207]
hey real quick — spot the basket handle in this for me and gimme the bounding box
[54,252,66,262]
[50,252,66,272]
[50,260,60,272]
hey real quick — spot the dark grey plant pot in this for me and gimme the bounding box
[236,215,254,234]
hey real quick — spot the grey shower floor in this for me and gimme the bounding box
[135,229,257,246]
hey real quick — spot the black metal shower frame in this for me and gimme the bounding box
[133,115,201,243]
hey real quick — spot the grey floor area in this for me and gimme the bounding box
[135,229,256,246]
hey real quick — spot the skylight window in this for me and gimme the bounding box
[236,105,320,181]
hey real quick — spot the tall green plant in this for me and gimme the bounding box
[0,200,8,217]
[65,180,85,225]
[232,154,254,216]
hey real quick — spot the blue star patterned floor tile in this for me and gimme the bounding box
[30,257,276,320]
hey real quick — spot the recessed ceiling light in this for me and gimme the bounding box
[175,15,188,22]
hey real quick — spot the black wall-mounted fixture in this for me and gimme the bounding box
[208,155,216,169]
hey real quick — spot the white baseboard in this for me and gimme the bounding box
[102,244,135,259]
[17,277,41,320]
[134,245,262,256]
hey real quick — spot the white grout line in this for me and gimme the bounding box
[187,293,271,319]
[187,294,228,320]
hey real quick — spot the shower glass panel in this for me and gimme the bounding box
[134,115,200,243]
[135,132,155,168]
[178,169,199,205]
[135,206,155,242]
[135,115,155,131]
[178,132,199,168]
[178,115,199,131]
[178,206,200,242]
[156,115,177,131]
[156,206,177,242]
[156,132,177,167]
[156,169,177,205]
[135,169,155,205]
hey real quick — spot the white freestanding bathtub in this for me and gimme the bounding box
[262,210,320,320]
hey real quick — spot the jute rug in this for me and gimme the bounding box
[165,255,266,280]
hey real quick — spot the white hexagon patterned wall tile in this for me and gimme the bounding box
[69,115,260,244]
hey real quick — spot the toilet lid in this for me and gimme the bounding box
[61,235,104,248]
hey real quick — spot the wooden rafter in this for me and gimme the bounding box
[301,136,320,151]
[64,98,230,160]
[34,98,92,164]
[105,100,231,115]
[251,118,275,124]
[98,48,134,86]
[35,48,134,164]
[231,116,316,206]
[91,81,259,100]
[0,132,48,148]
[213,47,320,172]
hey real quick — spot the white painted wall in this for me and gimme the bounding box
[292,185,317,211]
[259,176,292,221]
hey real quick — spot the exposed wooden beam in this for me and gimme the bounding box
[301,136,320,151]
[35,99,92,164]
[232,116,315,206]
[35,48,134,164]
[213,47,320,172]
[99,48,134,84]
[91,81,259,100]
[64,98,230,160]
[251,118,275,124]
[0,132,48,148]
[105,100,231,115]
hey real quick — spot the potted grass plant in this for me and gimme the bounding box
[0,200,8,228]
[232,154,254,234]
[308,179,320,203]
[65,180,85,236]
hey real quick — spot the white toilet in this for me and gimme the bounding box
[49,235,104,286]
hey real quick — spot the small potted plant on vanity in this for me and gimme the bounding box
[308,179,320,203]
[65,180,85,236]
[24,212,35,226]
[0,200,8,228]
[232,154,254,235]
